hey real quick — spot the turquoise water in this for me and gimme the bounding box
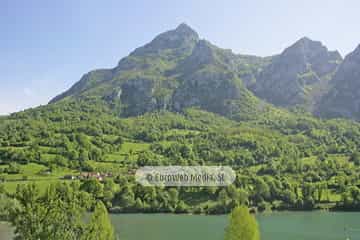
[0,222,13,240]
[2,212,360,240]
[110,212,360,240]
[256,211,359,240]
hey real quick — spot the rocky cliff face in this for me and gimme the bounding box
[317,45,360,119]
[171,40,265,118]
[253,37,342,109]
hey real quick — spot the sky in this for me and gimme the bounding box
[1,0,360,115]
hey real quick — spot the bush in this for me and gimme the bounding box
[5,163,21,174]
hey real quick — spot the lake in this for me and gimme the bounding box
[1,212,360,239]
[0,222,13,240]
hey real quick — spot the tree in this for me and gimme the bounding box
[83,201,115,240]
[79,149,90,162]
[224,206,260,240]
[89,147,103,161]
[54,155,68,167]
[134,198,144,210]
[10,183,93,240]
[350,152,360,166]
[0,192,18,221]
[168,188,179,209]
[218,188,230,211]
[7,182,117,240]
[114,136,124,151]
[114,185,135,210]
[80,179,104,199]
[253,178,270,203]
[282,189,297,205]
[103,179,117,208]
[76,133,91,149]
[6,162,21,174]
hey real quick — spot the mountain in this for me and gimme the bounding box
[49,24,360,122]
[50,23,199,104]
[317,45,360,119]
[253,37,342,110]
[50,24,273,120]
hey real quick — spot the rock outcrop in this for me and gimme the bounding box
[317,45,360,119]
[253,37,342,109]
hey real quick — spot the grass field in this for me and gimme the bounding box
[1,179,80,193]
[0,163,76,181]
[104,141,151,162]
[0,162,79,193]
[0,140,152,193]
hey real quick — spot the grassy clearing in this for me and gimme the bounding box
[120,142,150,153]
[104,141,150,162]
[0,163,76,181]
[163,129,200,137]
[1,179,79,194]
[301,156,317,165]
[87,161,127,174]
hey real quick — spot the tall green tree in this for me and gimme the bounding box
[224,206,260,240]
[83,201,115,240]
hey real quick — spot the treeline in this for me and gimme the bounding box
[73,172,360,214]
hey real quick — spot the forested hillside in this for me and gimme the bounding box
[1,97,360,213]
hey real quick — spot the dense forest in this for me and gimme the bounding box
[1,97,360,219]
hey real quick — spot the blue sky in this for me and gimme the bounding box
[1,0,360,115]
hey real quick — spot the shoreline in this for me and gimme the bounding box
[108,208,360,215]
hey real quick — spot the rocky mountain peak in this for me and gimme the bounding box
[292,36,320,47]
[130,23,199,57]
[253,37,342,108]
[345,44,360,62]
[282,37,339,62]
[329,44,360,84]
[317,44,360,119]
[289,37,320,52]
[174,23,199,37]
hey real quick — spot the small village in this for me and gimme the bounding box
[63,172,113,182]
